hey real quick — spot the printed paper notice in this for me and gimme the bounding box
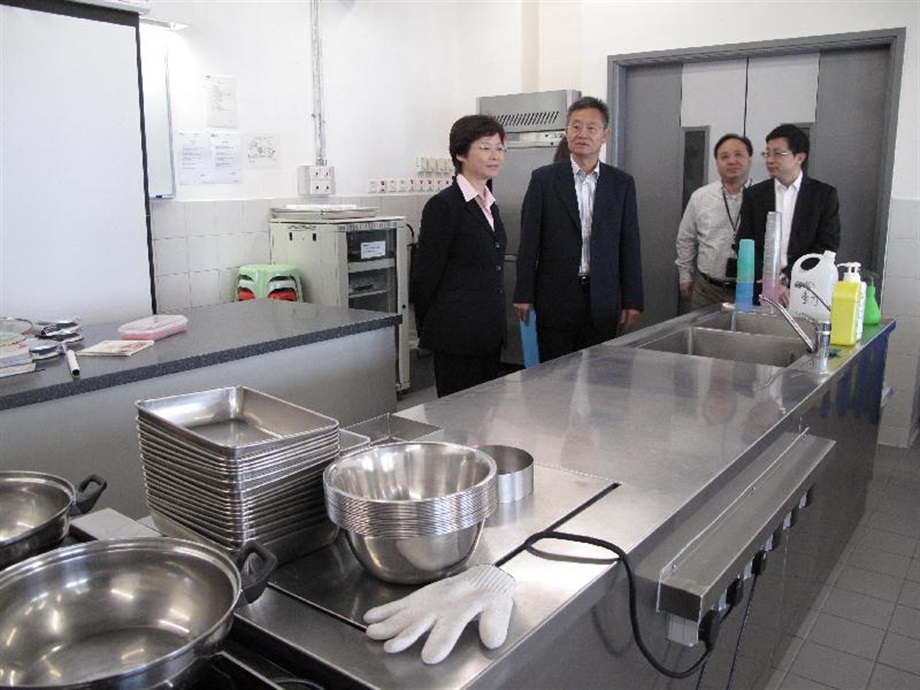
[206,74,238,129]
[176,132,241,185]
[176,132,210,185]
[210,132,241,183]
[245,133,280,168]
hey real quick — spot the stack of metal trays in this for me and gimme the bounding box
[136,386,369,564]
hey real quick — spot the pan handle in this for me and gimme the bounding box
[235,540,278,604]
[70,474,108,515]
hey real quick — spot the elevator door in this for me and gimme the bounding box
[618,45,891,328]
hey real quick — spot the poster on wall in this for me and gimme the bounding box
[205,74,238,129]
[210,132,241,183]
[175,131,241,184]
[245,133,280,168]
[176,131,210,185]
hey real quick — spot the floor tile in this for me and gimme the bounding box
[852,526,918,558]
[807,612,886,660]
[775,634,805,671]
[899,580,920,609]
[877,632,920,675]
[847,545,912,578]
[821,587,895,629]
[835,565,904,603]
[790,640,874,689]
[888,605,920,640]
[779,671,835,689]
[867,511,920,539]
[867,663,920,690]
[908,557,920,583]
[764,667,786,690]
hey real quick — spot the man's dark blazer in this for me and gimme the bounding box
[513,160,643,333]
[738,175,841,282]
[411,180,507,355]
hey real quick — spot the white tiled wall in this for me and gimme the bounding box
[879,197,920,448]
[149,199,271,311]
[148,194,430,311]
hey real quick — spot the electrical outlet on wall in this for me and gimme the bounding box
[302,165,335,196]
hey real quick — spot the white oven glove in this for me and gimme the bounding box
[363,565,515,665]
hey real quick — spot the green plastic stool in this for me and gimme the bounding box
[237,264,304,301]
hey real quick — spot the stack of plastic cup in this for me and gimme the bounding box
[735,239,755,312]
[761,211,783,304]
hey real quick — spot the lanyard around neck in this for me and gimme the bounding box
[721,188,741,237]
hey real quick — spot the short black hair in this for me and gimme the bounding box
[449,115,505,174]
[766,124,809,156]
[567,96,610,128]
[713,133,753,158]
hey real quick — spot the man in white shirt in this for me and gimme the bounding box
[675,133,753,310]
[738,124,841,306]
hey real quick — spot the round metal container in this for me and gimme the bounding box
[0,472,106,570]
[323,442,497,583]
[345,522,485,585]
[0,538,250,689]
[476,445,535,503]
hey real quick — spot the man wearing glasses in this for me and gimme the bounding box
[737,123,840,306]
[513,96,644,362]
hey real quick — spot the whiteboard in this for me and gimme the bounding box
[0,2,154,324]
[140,24,176,198]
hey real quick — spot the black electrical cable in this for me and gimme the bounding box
[522,530,713,679]
[274,679,326,690]
[694,655,711,690]
[724,572,760,690]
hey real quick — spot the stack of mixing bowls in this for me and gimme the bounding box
[323,442,497,584]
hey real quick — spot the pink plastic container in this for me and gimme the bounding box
[118,315,188,341]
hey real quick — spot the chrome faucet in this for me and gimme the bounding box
[759,296,831,367]
[793,281,832,312]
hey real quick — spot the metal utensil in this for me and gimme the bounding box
[0,472,106,569]
[0,537,276,689]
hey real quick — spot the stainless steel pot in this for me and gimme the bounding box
[0,537,276,689]
[0,472,107,570]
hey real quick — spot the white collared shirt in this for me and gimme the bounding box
[456,174,495,230]
[774,171,803,271]
[571,156,600,276]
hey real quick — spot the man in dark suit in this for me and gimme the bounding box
[738,123,840,305]
[411,115,508,397]
[513,96,644,362]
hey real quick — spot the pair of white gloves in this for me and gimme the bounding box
[363,565,515,665]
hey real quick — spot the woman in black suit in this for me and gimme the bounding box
[410,115,507,397]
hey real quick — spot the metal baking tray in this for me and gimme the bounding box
[136,387,339,457]
[345,413,441,446]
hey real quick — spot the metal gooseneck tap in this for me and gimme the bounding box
[759,296,832,368]
[793,281,832,312]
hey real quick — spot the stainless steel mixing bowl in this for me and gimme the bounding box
[323,442,497,584]
[345,522,485,584]
[0,537,275,689]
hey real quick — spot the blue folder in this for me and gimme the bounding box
[519,309,540,368]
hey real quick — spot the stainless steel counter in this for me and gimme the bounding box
[234,306,895,689]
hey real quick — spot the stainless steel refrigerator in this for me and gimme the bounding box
[477,90,581,366]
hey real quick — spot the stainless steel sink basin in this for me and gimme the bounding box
[637,327,809,368]
[701,311,815,338]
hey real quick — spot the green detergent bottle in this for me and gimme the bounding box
[864,270,881,325]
